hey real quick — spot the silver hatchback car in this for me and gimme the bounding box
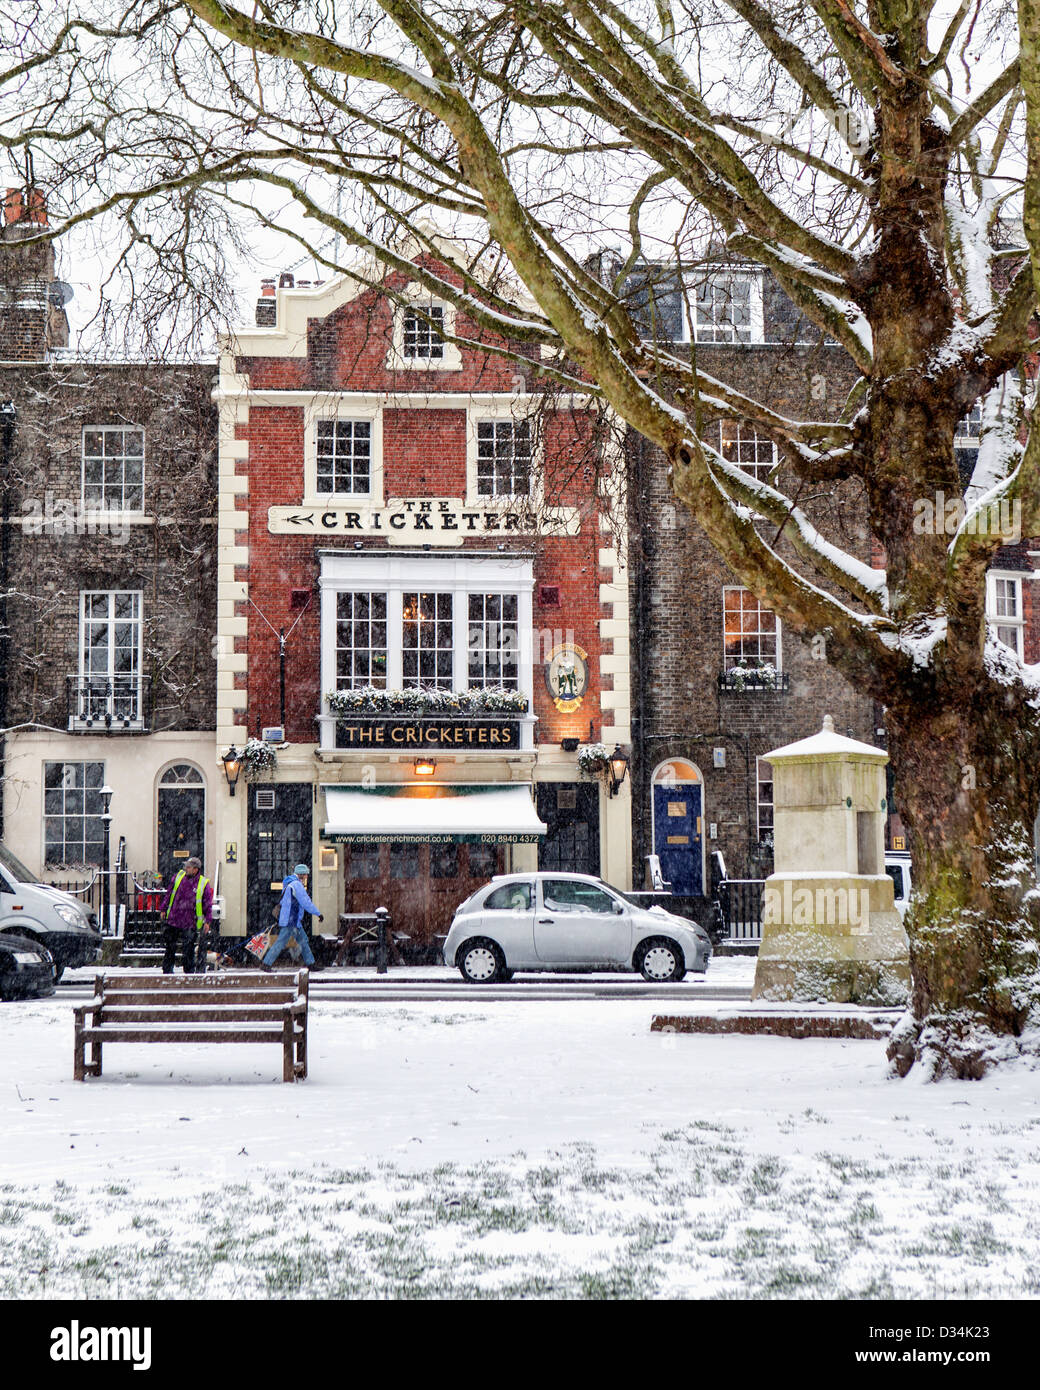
[443,872,712,983]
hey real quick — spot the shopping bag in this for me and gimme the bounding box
[245,930,275,960]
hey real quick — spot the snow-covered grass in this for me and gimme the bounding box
[3,967,1040,1300]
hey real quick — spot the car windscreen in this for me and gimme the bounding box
[0,841,38,885]
[885,864,905,898]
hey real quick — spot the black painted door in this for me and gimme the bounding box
[157,788,206,883]
[537,782,600,876]
[247,783,313,936]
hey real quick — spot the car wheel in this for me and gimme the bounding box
[636,938,686,982]
[457,937,506,983]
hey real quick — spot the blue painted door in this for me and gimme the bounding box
[653,784,703,895]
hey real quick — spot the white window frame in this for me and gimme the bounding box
[386,283,462,371]
[303,399,383,504]
[74,590,145,730]
[43,759,107,867]
[466,400,542,504]
[722,586,782,672]
[81,425,145,514]
[691,270,764,344]
[319,551,535,749]
[987,571,1024,659]
[719,420,777,481]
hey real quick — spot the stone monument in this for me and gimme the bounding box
[752,715,910,1005]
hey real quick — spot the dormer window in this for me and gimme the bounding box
[403,304,445,360]
[694,272,759,343]
[388,288,461,370]
[626,265,763,344]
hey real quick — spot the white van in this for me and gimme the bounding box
[884,851,912,920]
[0,842,102,980]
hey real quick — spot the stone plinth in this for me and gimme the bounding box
[752,716,910,1005]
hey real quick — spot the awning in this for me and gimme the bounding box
[321,783,547,844]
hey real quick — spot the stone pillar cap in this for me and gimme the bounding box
[763,714,888,765]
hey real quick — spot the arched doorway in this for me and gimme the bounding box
[156,763,206,881]
[651,759,704,896]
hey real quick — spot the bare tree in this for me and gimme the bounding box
[2,0,1038,1076]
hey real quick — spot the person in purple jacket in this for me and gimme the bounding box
[263,864,324,971]
[160,856,213,974]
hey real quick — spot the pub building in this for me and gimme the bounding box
[213,245,633,949]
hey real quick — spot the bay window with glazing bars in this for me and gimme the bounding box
[335,591,388,687]
[402,591,454,689]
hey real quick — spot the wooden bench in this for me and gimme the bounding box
[73,971,309,1083]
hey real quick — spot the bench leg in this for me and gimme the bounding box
[74,1024,85,1082]
[296,1019,308,1080]
[283,1015,295,1082]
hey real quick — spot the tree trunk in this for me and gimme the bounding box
[884,694,1040,1079]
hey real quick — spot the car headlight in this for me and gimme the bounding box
[13,951,42,966]
[53,903,85,928]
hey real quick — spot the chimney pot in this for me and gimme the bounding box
[278,271,294,288]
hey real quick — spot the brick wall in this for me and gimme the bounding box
[0,362,218,732]
[628,342,876,883]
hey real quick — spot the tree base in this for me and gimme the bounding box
[887,1010,1040,1080]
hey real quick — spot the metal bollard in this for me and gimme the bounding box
[375,906,390,975]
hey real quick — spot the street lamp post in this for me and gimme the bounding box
[99,784,114,935]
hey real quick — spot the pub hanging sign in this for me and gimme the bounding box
[335,717,521,750]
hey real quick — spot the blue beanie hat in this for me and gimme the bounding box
[293,863,310,876]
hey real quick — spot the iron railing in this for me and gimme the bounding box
[715,878,765,942]
[66,674,150,731]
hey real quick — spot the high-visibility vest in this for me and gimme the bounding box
[165,870,209,931]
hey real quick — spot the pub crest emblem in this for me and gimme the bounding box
[545,642,589,713]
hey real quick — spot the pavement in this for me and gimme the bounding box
[56,957,758,1003]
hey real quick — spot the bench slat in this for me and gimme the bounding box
[92,1007,304,1024]
[78,1028,291,1044]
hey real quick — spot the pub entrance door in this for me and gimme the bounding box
[343,842,502,947]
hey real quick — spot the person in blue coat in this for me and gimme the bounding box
[263,864,324,971]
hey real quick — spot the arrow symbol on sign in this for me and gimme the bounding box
[285,513,316,525]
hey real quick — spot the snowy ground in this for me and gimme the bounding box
[3,956,1040,1300]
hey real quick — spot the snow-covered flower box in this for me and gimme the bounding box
[718,663,787,693]
[326,686,529,717]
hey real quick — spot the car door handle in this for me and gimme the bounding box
[538,917,554,924]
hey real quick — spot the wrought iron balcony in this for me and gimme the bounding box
[66,674,149,732]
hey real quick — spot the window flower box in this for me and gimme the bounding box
[326,686,529,717]
[718,664,788,693]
